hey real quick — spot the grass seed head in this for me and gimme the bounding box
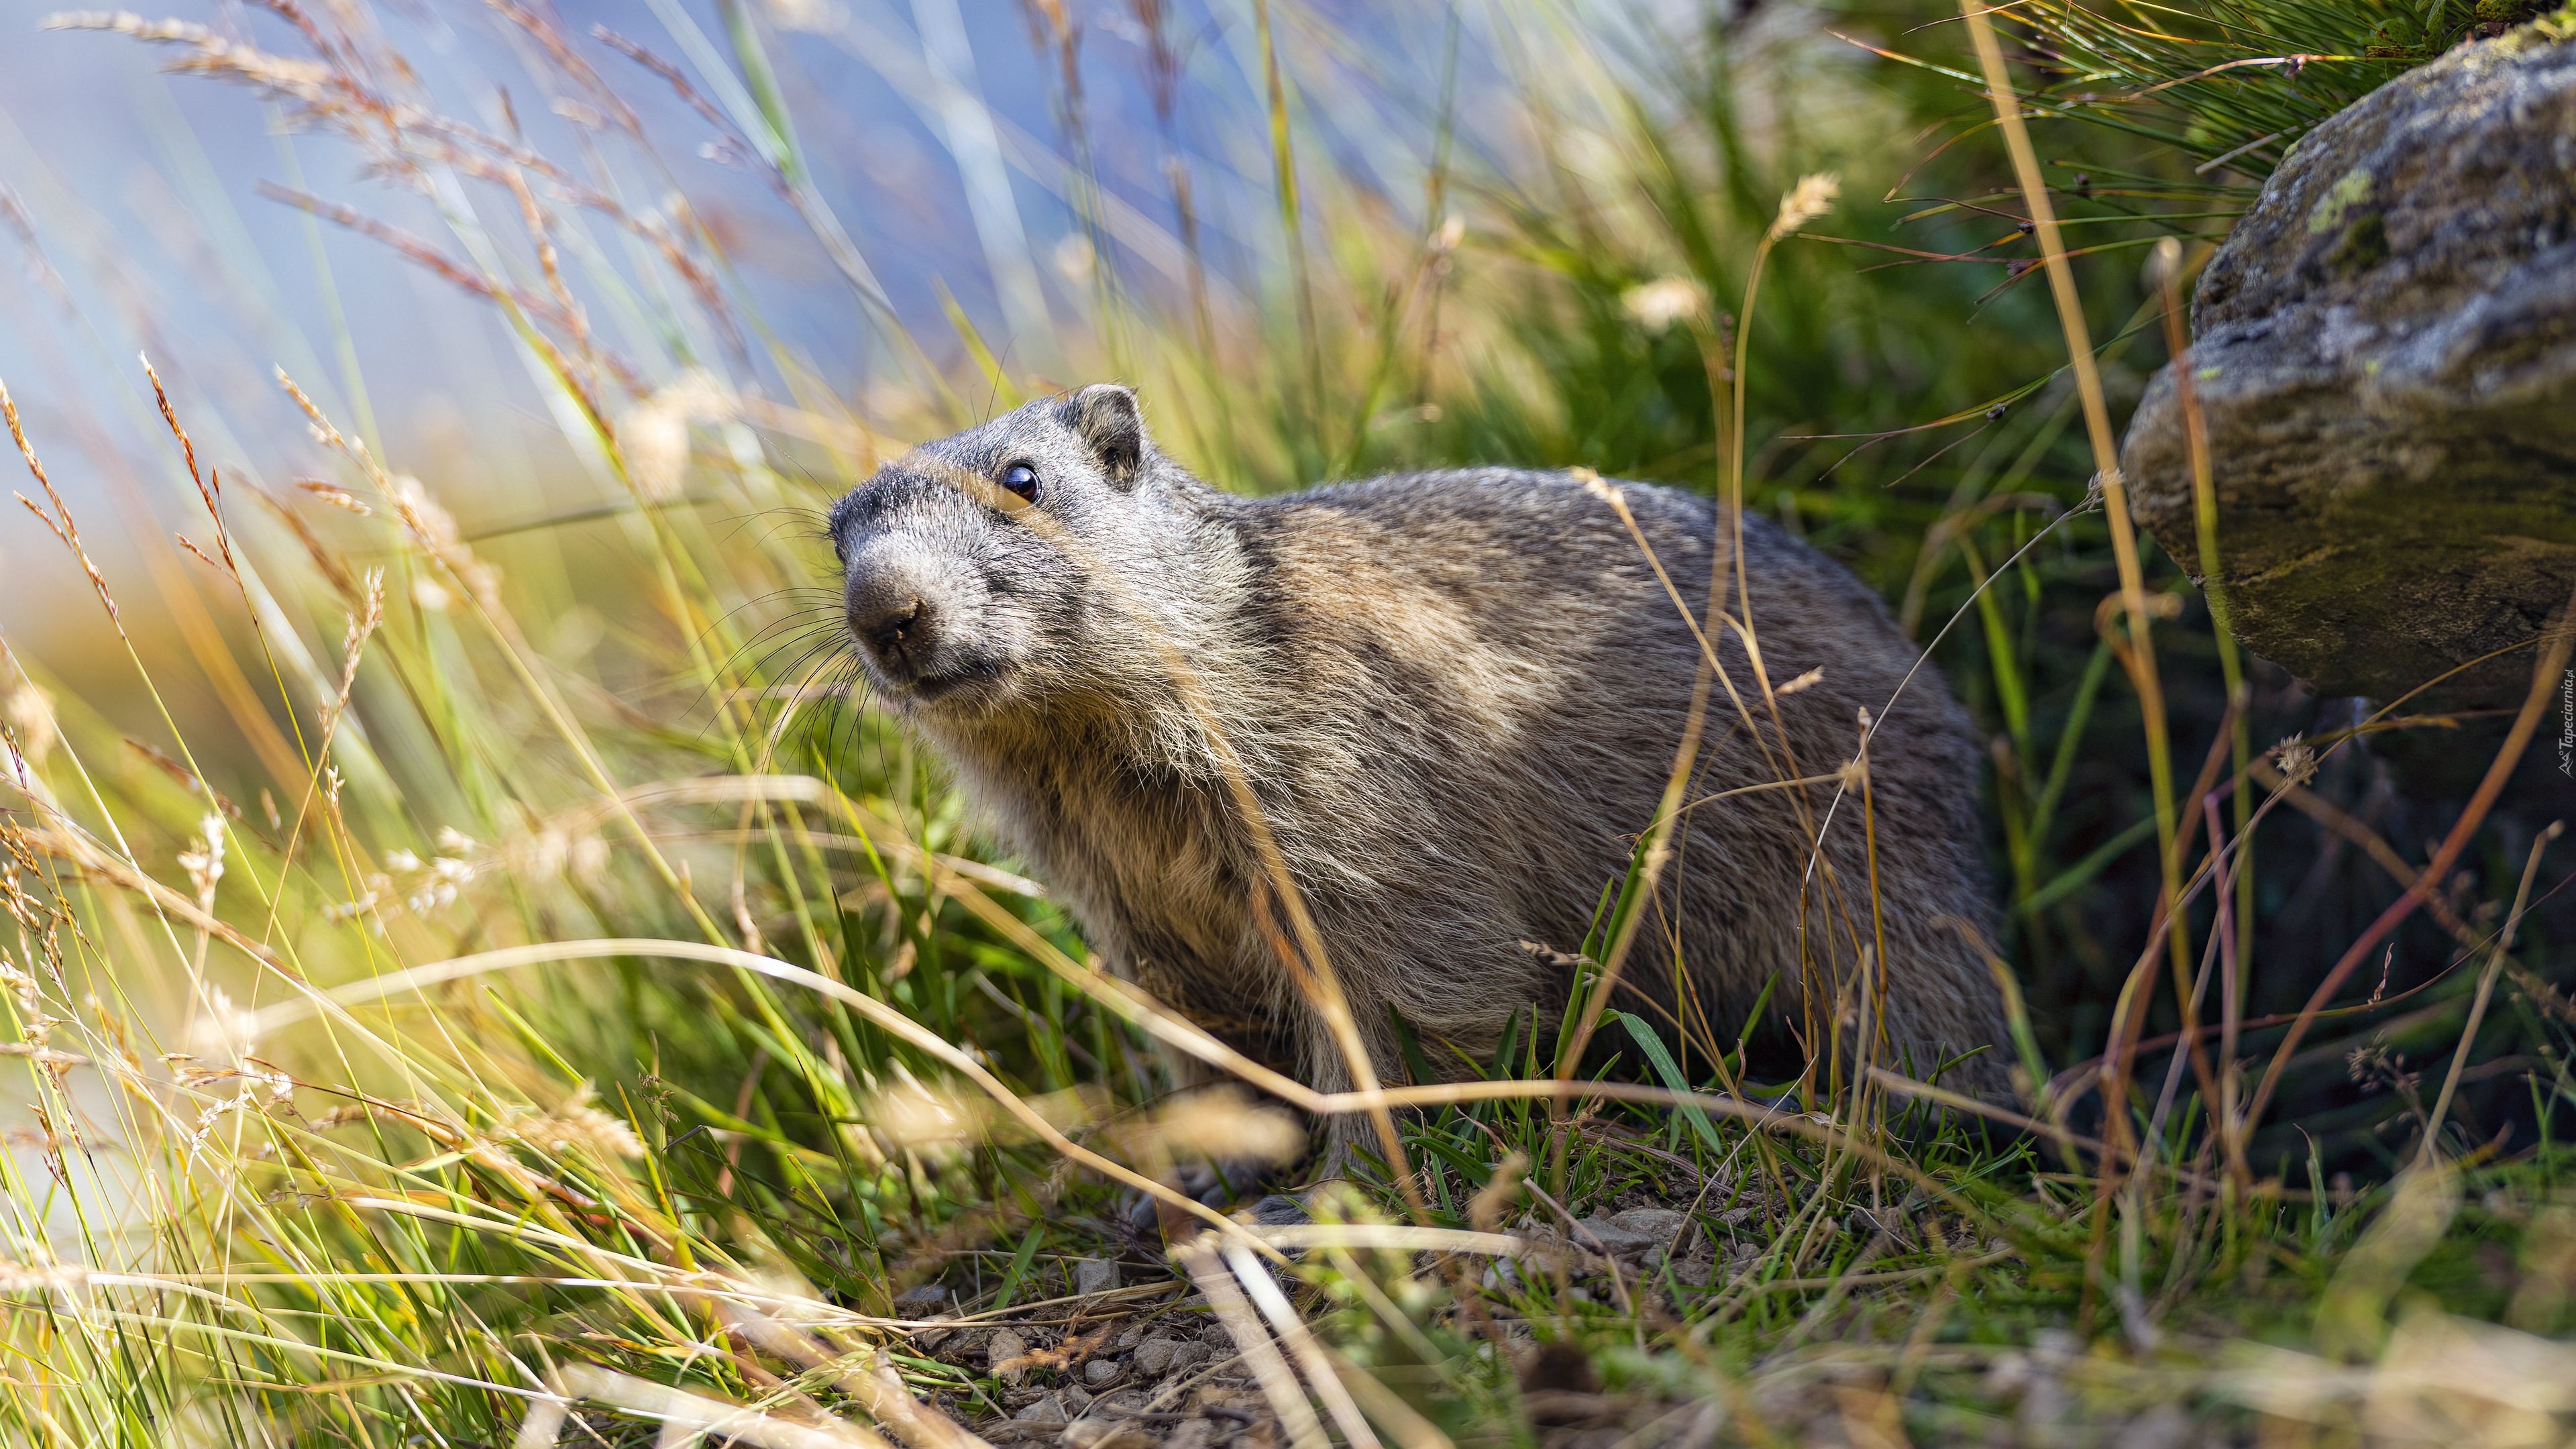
[1621,276,1712,334]
[511,1085,645,1163]
[176,814,225,905]
[868,1077,996,1154]
[1469,1150,1529,1232]
[618,369,729,502]
[1766,172,1840,242]
[2,682,54,768]
[2273,732,2319,789]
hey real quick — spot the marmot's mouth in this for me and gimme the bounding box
[898,659,1006,705]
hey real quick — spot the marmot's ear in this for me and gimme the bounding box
[1069,383,1146,484]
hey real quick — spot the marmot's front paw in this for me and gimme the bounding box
[1244,1193,1309,1226]
[1119,1158,1286,1238]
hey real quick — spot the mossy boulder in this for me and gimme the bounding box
[2118,20,2576,704]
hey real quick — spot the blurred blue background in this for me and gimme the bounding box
[0,0,1629,649]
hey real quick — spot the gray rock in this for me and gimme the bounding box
[912,1311,959,1349]
[2118,24,2576,704]
[1073,1257,1120,1296]
[1131,1336,1187,1375]
[1059,1421,1151,1449]
[892,1283,951,1312]
[1607,1207,1689,1244]
[1567,1216,1656,1255]
[2110,1403,2195,1449]
[988,1328,1031,1386]
[1082,1357,1121,1387]
[1984,1350,2033,1400]
[2030,1328,2083,1366]
[1015,1393,1069,1426]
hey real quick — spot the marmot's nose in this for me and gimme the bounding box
[845,566,937,679]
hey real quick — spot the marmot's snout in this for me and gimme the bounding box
[843,541,986,701]
[844,553,932,674]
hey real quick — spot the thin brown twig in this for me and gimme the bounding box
[2417,823,2559,1168]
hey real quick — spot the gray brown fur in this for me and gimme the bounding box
[829,386,2009,1119]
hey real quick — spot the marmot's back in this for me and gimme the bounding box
[831,390,2007,1118]
[1223,469,1998,1089]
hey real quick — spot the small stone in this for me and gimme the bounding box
[1132,1336,1186,1375]
[1568,1216,1654,1254]
[1083,1358,1122,1387]
[1169,1342,1211,1374]
[1063,1385,1093,1411]
[1114,1324,1144,1352]
[1162,1422,1218,1449]
[2110,1403,2192,1449]
[1073,1258,1121,1296]
[1607,1207,1688,1243]
[892,1283,951,1313]
[2031,1328,2082,1365]
[989,1328,1031,1386]
[1060,1422,1152,1449]
[2021,1373,2072,1432]
[1015,1394,1069,1426]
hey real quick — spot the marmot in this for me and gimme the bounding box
[829,385,2008,1121]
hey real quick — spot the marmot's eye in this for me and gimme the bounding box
[999,462,1040,504]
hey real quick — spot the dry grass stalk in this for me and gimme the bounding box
[1224,1236,1386,1449]
[2418,824,2560,1168]
[530,1363,889,1449]
[1175,1239,1331,1449]
[1957,0,2187,1167]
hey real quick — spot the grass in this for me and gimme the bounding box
[2,0,2573,1444]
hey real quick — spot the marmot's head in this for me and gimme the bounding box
[828,385,1212,724]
